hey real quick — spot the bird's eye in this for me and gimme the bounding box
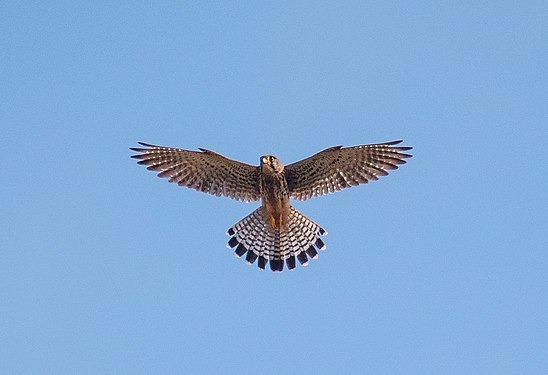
[270,156,274,163]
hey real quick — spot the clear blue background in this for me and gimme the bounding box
[2,1,547,374]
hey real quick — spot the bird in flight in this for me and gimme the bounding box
[130,140,412,272]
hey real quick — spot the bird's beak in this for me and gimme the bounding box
[261,156,269,164]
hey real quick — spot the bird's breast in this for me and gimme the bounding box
[260,173,290,229]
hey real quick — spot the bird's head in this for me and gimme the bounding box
[260,155,284,174]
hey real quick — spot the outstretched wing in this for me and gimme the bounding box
[130,142,261,202]
[285,140,412,200]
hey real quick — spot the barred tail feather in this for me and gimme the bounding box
[226,206,327,272]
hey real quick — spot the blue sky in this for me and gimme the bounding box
[2,1,547,374]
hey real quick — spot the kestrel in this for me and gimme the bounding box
[130,140,412,271]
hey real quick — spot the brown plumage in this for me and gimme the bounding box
[130,140,412,271]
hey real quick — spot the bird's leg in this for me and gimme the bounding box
[278,213,283,227]
[270,215,276,229]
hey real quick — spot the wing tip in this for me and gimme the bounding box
[137,141,157,148]
[130,142,159,154]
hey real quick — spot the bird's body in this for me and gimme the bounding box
[259,155,290,230]
[131,140,412,272]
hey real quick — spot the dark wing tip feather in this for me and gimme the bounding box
[245,251,258,265]
[306,246,319,259]
[270,259,284,272]
[137,141,159,148]
[287,256,296,270]
[315,238,326,250]
[130,142,161,155]
[296,251,308,265]
[234,244,247,257]
[379,140,412,151]
[258,256,267,270]
[234,244,247,258]
[228,237,239,248]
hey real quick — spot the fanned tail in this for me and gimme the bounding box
[226,206,327,272]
